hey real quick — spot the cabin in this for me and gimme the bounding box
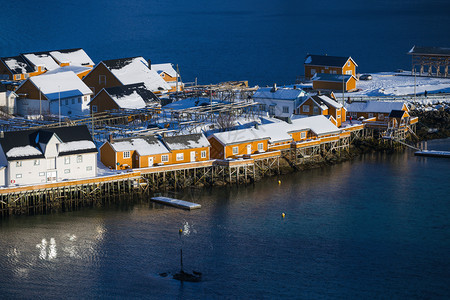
[312,73,357,92]
[388,110,410,129]
[82,56,171,96]
[252,85,308,119]
[89,83,160,114]
[289,115,341,140]
[297,93,346,127]
[100,135,170,170]
[151,63,184,92]
[0,56,38,81]
[161,133,210,163]
[345,101,408,122]
[0,84,18,115]
[208,128,270,159]
[0,125,97,187]
[304,54,358,79]
[15,71,93,117]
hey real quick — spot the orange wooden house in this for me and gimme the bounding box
[312,73,357,92]
[161,133,210,163]
[304,54,358,79]
[100,135,170,170]
[208,128,270,159]
[151,63,184,92]
[0,56,39,81]
[297,93,347,127]
[345,101,408,122]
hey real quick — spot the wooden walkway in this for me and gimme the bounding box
[150,196,201,210]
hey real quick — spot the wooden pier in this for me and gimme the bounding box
[414,150,450,158]
[150,196,201,210]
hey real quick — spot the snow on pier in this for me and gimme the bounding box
[150,196,201,210]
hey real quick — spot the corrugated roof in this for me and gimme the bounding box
[103,83,159,109]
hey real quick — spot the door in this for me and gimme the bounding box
[190,151,196,162]
[46,171,57,183]
[247,144,252,155]
[148,157,153,167]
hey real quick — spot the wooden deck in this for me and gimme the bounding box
[150,196,201,210]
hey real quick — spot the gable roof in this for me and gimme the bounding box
[408,46,450,56]
[311,94,343,109]
[48,48,94,66]
[102,83,159,109]
[101,57,171,92]
[312,73,355,83]
[211,127,270,146]
[1,56,35,75]
[151,63,178,78]
[307,95,330,111]
[21,51,61,71]
[27,71,93,100]
[304,54,358,67]
[345,101,406,114]
[162,133,210,151]
[0,125,97,161]
[109,135,169,156]
[389,110,407,118]
[44,65,92,76]
[253,87,306,101]
[289,115,341,136]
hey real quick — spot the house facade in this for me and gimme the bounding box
[297,93,347,127]
[253,85,308,119]
[0,85,18,115]
[312,73,357,92]
[345,101,408,122]
[82,57,171,96]
[15,71,93,117]
[89,83,160,113]
[0,56,39,81]
[0,125,97,187]
[304,54,358,79]
[151,63,184,92]
[161,133,210,164]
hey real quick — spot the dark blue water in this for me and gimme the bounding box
[2,0,450,85]
[0,138,449,298]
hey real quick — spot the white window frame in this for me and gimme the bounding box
[64,169,70,174]
[123,151,130,159]
[368,113,374,118]
[176,153,184,161]
[16,174,22,178]
[86,166,93,171]
[34,160,40,166]
[77,155,83,163]
[161,154,169,162]
[346,70,352,75]
[302,105,309,113]
[201,150,206,158]
[92,105,98,113]
[282,106,289,114]
[310,68,316,75]
[313,106,319,114]
[257,143,264,151]
[64,157,70,164]
[232,146,238,155]
[347,61,351,67]
[16,161,22,167]
[301,132,306,139]
[39,172,45,176]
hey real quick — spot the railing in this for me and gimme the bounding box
[347,93,450,102]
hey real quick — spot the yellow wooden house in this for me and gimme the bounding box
[304,54,358,79]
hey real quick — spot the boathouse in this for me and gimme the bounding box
[89,83,160,114]
[100,135,170,170]
[161,133,210,163]
[252,85,308,119]
[82,56,171,96]
[15,71,93,116]
[151,63,183,92]
[0,125,98,187]
[345,101,408,122]
[208,128,270,159]
[312,73,357,92]
[304,54,358,79]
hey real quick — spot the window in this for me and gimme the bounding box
[64,169,70,174]
[99,75,106,85]
[16,174,22,178]
[78,98,82,103]
[302,105,309,113]
[84,96,88,102]
[378,114,384,120]
[301,132,306,139]
[34,160,40,166]
[347,61,351,67]
[337,114,341,119]
[368,113,374,118]
[346,70,352,75]
[311,69,316,75]
[15,74,21,80]
[39,172,45,176]
[86,166,93,171]
[65,99,68,105]
[201,150,206,158]
[176,153,184,161]
[76,155,83,163]
[161,154,169,162]
[313,106,319,114]
[72,98,75,104]
[232,146,238,155]
[257,143,264,151]
[64,157,70,164]
[282,106,289,114]
[16,161,22,167]
[123,151,130,159]
[92,105,98,113]
[24,74,29,79]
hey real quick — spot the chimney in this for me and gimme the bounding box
[318,90,321,96]
[271,83,277,93]
[148,59,151,69]
[255,123,259,129]
[293,85,297,90]
[108,134,113,143]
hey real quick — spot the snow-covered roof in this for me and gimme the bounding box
[163,133,209,150]
[49,48,94,66]
[312,94,343,109]
[110,136,169,156]
[312,73,355,82]
[1,56,34,74]
[6,145,42,158]
[103,83,159,109]
[22,52,60,71]
[256,123,294,144]
[211,127,270,146]
[152,63,178,78]
[289,115,341,136]
[59,140,96,153]
[345,101,406,113]
[29,71,92,101]
[253,87,306,101]
[45,65,91,75]
[102,57,171,92]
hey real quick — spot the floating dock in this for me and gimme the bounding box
[150,196,201,210]
[414,150,450,158]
